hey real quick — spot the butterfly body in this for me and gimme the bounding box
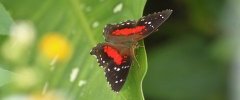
[90,9,173,92]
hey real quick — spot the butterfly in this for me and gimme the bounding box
[90,9,172,92]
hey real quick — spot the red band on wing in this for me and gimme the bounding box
[112,26,145,36]
[103,46,123,65]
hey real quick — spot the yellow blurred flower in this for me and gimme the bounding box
[31,90,66,100]
[2,91,66,100]
[31,93,64,100]
[39,33,72,62]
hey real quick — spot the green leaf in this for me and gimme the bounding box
[0,67,13,87]
[0,2,14,87]
[0,3,13,35]
[1,0,147,99]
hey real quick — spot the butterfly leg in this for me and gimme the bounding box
[135,42,145,48]
[130,44,141,69]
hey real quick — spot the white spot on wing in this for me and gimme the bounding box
[116,68,120,71]
[113,3,123,13]
[150,25,154,28]
[70,68,79,82]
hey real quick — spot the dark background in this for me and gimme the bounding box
[143,0,230,100]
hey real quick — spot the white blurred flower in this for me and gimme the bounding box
[10,21,35,45]
[1,21,35,61]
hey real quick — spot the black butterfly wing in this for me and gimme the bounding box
[104,55,131,92]
[136,9,173,40]
[103,9,172,43]
[103,20,138,42]
[90,43,132,92]
[90,43,111,68]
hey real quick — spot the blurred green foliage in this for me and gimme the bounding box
[0,0,147,99]
[0,3,13,35]
[143,0,232,100]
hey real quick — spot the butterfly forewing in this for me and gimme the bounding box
[103,9,172,43]
[136,9,173,40]
[103,20,137,42]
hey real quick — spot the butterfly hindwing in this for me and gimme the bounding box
[104,55,131,92]
[90,43,132,92]
[90,43,111,68]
